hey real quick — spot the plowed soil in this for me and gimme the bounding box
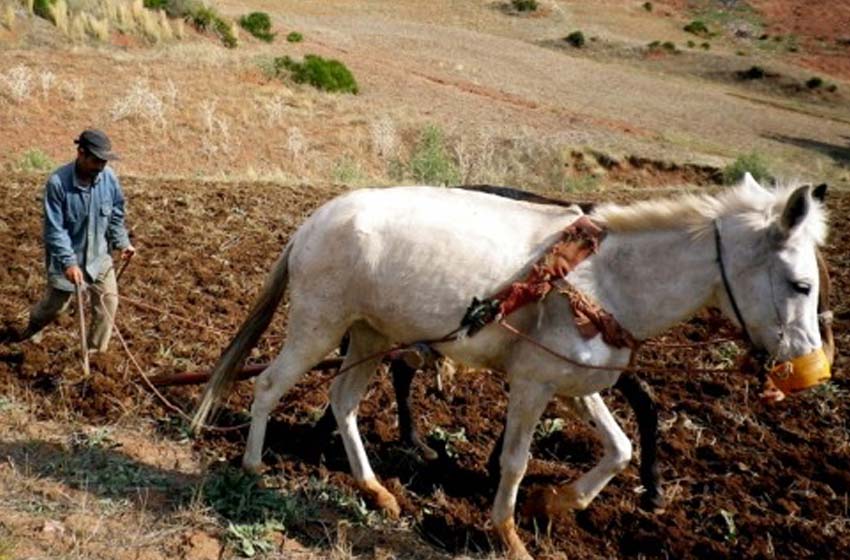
[1,175,848,559]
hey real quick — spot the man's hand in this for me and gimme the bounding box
[65,265,84,285]
[121,245,136,261]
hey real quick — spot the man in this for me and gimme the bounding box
[2,129,135,351]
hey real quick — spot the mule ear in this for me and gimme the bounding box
[743,172,767,194]
[780,185,811,233]
[812,183,828,203]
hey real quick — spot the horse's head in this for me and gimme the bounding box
[716,174,830,397]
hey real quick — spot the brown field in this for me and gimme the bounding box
[0,0,849,559]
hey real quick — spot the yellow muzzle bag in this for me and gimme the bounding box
[768,347,831,394]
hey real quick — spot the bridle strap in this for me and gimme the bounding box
[714,220,753,345]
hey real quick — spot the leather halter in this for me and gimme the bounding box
[713,220,754,345]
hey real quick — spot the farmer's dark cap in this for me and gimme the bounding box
[74,129,120,161]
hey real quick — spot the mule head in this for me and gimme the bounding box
[716,178,830,397]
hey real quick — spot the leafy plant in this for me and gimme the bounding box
[32,0,55,21]
[409,124,459,186]
[511,0,538,12]
[535,418,565,440]
[806,76,823,89]
[202,466,302,524]
[239,11,275,42]
[143,0,168,10]
[16,149,54,172]
[565,30,585,48]
[274,55,359,94]
[683,19,710,37]
[429,426,467,458]
[286,31,302,42]
[225,521,283,557]
[722,152,771,185]
[738,65,765,80]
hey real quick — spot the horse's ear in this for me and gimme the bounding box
[743,172,767,194]
[780,185,811,234]
[812,183,828,203]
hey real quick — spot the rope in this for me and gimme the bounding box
[497,319,742,375]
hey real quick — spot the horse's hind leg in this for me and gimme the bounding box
[613,373,664,512]
[535,393,632,520]
[330,322,400,517]
[492,378,554,560]
[244,314,345,473]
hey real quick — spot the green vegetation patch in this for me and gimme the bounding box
[722,152,771,185]
[274,54,359,94]
[565,30,586,48]
[409,124,459,186]
[286,31,303,43]
[16,149,54,173]
[511,0,538,12]
[239,11,275,42]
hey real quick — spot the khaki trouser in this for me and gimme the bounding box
[25,267,118,352]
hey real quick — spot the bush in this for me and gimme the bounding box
[286,31,302,43]
[565,30,585,48]
[409,124,459,186]
[275,55,359,94]
[213,16,237,48]
[239,11,275,42]
[17,149,54,173]
[511,0,538,12]
[701,42,711,50]
[143,0,168,10]
[33,0,55,21]
[722,152,771,185]
[805,76,823,89]
[683,19,710,37]
[643,2,652,12]
[738,65,765,80]
[687,40,695,48]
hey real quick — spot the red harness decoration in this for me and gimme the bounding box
[490,215,637,349]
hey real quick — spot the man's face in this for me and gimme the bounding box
[77,148,107,178]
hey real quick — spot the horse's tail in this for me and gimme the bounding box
[191,240,295,432]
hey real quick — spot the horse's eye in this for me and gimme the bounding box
[790,281,811,295]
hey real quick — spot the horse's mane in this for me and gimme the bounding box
[591,182,827,244]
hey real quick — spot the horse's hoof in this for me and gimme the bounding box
[358,478,401,519]
[495,518,534,560]
[640,491,666,514]
[241,459,265,476]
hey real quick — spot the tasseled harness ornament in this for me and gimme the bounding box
[461,215,638,350]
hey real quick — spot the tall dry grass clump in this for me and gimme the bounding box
[2,3,15,28]
[49,0,69,34]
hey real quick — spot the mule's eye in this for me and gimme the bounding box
[790,281,811,295]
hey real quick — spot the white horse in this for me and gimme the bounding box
[193,175,828,559]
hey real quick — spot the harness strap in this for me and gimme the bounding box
[714,220,753,345]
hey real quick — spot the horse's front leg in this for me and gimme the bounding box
[492,378,554,560]
[531,392,632,520]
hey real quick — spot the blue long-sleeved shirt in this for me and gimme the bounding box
[43,162,131,291]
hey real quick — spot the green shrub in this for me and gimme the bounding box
[286,31,303,42]
[643,2,652,12]
[511,0,538,12]
[722,152,771,185]
[409,124,459,186]
[686,40,695,48]
[143,0,168,10]
[662,41,677,52]
[565,30,585,48]
[239,11,275,42]
[275,54,358,94]
[738,65,765,80]
[33,0,55,21]
[683,19,710,37]
[805,76,823,89]
[701,42,711,50]
[213,16,237,48]
[17,149,54,173]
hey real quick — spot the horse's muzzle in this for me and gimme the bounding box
[768,347,831,394]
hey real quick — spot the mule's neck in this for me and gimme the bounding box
[571,228,719,340]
